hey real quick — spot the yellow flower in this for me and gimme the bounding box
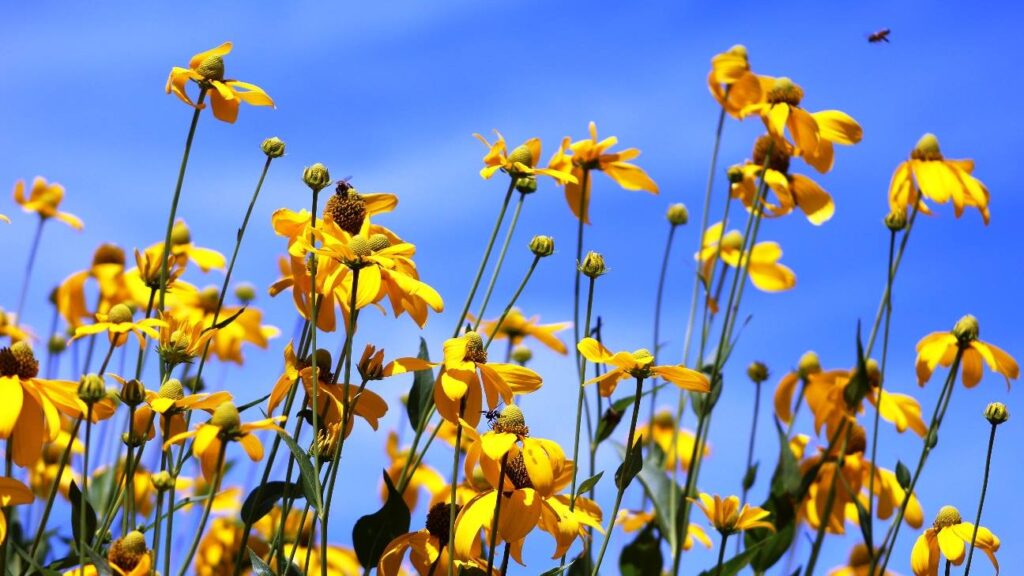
[772,351,821,425]
[64,530,152,576]
[889,134,990,224]
[72,304,166,349]
[269,253,338,332]
[283,544,364,576]
[0,477,33,544]
[473,130,576,184]
[707,45,774,118]
[0,308,31,344]
[740,77,862,174]
[195,517,269,576]
[155,313,217,367]
[13,177,83,229]
[136,378,233,445]
[730,135,836,225]
[174,286,280,364]
[384,431,446,512]
[616,509,712,551]
[55,244,133,328]
[576,337,709,397]
[434,332,542,427]
[636,411,710,472]
[122,244,195,310]
[159,219,227,272]
[477,308,571,355]
[697,222,797,293]
[915,315,1019,388]
[166,402,285,481]
[828,543,895,576]
[801,363,927,439]
[691,493,775,535]
[548,121,658,224]
[911,506,999,576]
[0,342,88,466]
[166,42,274,123]
[380,502,486,576]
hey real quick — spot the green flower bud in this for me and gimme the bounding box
[746,361,769,384]
[150,471,176,492]
[985,402,1009,425]
[234,282,256,303]
[261,136,286,158]
[303,163,332,192]
[210,402,241,432]
[78,373,107,405]
[511,345,533,365]
[952,314,979,344]
[48,335,67,354]
[667,203,689,226]
[107,303,134,325]
[884,208,907,232]
[120,378,146,407]
[579,251,607,278]
[529,235,555,258]
[515,176,538,194]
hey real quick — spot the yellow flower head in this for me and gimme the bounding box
[379,502,484,575]
[473,130,576,184]
[617,509,713,552]
[889,133,991,224]
[194,517,269,576]
[13,177,83,229]
[155,313,217,367]
[637,410,710,472]
[911,506,1000,576]
[384,431,446,513]
[915,315,1019,389]
[165,402,286,480]
[731,135,836,225]
[692,493,775,535]
[55,243,133,328]
[0,478,33,545]
[163,219,227,272]
[477,308,571,355]
[577,337,709,397]
[72,303,166,349]
[548,122,658,224]
[173,286,280,364]
[828,543,895,576]
[166,42,275,123]
[707,45,774,118]
[697,222,797,295]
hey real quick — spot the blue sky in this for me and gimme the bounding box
[2,1,1021,574]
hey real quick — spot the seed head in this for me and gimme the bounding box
[720,231,744,251]
[0,342,39,379]
[348,236,372,258]
[798,351,821,378]
[985,402,1009,426]
[493,404,529,437]
[727,44,748,59]
[463,332,487,364]
[368,233,390,252]
[107,303,134,325]
[505,451,534,490]
[667,203,689,226]
[261,136,286,158]
[847,425,867,455]
[425,502,461,547]
[507,144,534,170]
[747,361,769,384]
[108,530,148,572]
[196,55,225,82]
[912,133,943,161]
[158,379,185,401]
[752,135,791,174]
[92,244,127,267]
[726,165,745,184]
[323,189,367,235]
[767,77,803,106]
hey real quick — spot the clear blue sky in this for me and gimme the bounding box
[2,1,1020,574]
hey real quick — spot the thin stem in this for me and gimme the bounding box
[803,426,852,576]
[963,423,998,576]
[572,169,592,360]
[740,380,762,510]
[865,203,920,357]
[484,255,541,350]
[713,533,730,576]
[500,541,512,576]
[448,399,467,576]
[867,229,897,551]
[176,442,227,576]
[307,186,324,506]
[97,339,117,376]
[28,418,81,563]
[78,406,93,571]
[134,287,157,378]
[590,376,646,576]
[15,218,46,325]
[473,192,527,330]
[648,224,678,441]
[157,89,208,312]
[485,453,510,574]
[567,277,597,512]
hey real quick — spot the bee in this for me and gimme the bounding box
[482,403,504,426]
[868,28,891,43]
[335,176,355,194]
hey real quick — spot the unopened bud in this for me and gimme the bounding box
[952,315,979,344]
[884,209,907,232]
[48,335,67,354]
[107,304,134,325]
[798,351,821,378]
[746,361,769,384]
[120,378,146,407]
[515,176,538,194]
[261,137,286,158]
[984,402,1009,425]
[579,251,607,278]
[511,345,532,365]
[151,471,175,492]
[234,283,256,303]
[529,235,555,258]
[667,203,689,226]
[78,374,107,404]
[303,163,332,192]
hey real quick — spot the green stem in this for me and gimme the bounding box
[485,453,510,574]
[97,339,117,376]
[473,192,527,331]
[157,88,207,312]
[448,399,467,576]
[78,406,93,571]
[713,533,730,576]
[484,256,541,350]
[740,380,762,509]
[803,425,851,576]
[963,423,997,576]
[134,287,157,378]
[648,224,678,442]
[864,203,920,357]
[14,218,45,325]
[28,417,82,564]
[307,186,325,507]
[590,377,645,576]
[567,277,597,512]
[572,169,592,363]
[176,441,227,576]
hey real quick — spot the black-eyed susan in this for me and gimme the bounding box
[434,331,542,427]
[828,543,895,576]
[0,342,88,466]
[697,222,797,294]
[379,502,486,575]
[740,77,862,174]
[911,506,1000,576]
[577,337,710,397]
[473,130,576,184]
[731,135,836,225]
[166,402,285,481]
[637,411,709,472]
[477,308,571,355]
[692,493,775,535]
[547,121,659,223]
[63,530,152,576]
[174,286,279,364]
[166,42,274,123]
[122,244,195,310]
[0,477,34,544]
[916,315,1019,388]
[55,244,133,328]
[71,304,165,349]
[13,177,83,230]
[707,45,774,118]
[889,134,991,224]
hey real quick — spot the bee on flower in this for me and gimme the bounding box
[166,42,274,123]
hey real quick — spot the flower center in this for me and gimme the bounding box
[911,133,943,161]
[0,342,39,379]
[196,55,225,82]
[210,402,241,432]
[491,404,529,437]
[766,77,803,106]
[324,190,367,236]
[505,452,534,491]
[463,332,488,364]
[752,135,791,174]
[425,502,461,547]
[170,222,192,245]
[507,145,534,171]
[92,243,126,267]
[107,303,134,325]
[158,378,185,401]
[108,531,147,572]
[933,505,962,529]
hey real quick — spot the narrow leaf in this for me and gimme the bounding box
[248,548,275,575]
[615,438,644,490]
[406,338,434,431]
[539,559,577,576]
[895,460,911,490]
[69,479,97,550]
[274,429,322,515]
[576,471,604,498]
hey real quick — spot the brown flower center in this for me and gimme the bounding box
[752,135,791,174]
[324,190,367,236]
[425,502,461,547]
[92,243,126,267]
[108,531,147,572]
[491,405,529,437]
[933,506,962,529]
[463,332,487,364]
[505,452,534,491]
[766,77,803,106]
[0,342,39,379]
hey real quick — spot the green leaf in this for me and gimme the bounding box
[566,552,592,576]
[238,392,272,413]
[852,490,873,550]
[615,438,644,490]
[539,560,577,576]
[742,462,759,492]
[619,522,663,576]
[352,471,411,569]
[68,479,97,550]
[697,539,766,576]
[274,429,322,516]
[895,460,911,490]
[594,395,633,446]
[240,481,305,525]
[11,541,63,576]
[745,419,801,572]
[769,419,800,499]
[406,338,434,431]
[618,442,682,552]
[576,471,604,498]
[842,324,870,409]
[248,548,276,575]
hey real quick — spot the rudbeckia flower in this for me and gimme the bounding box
[911,506,999,576]
[0,308,32,343]
[281,544,365,576]
[477,308,571,355]
[379,502,486,576]
[156,220,227,272]
[71,304,166,349]
[269,253,338,332]
[194,517,269,576]
[740,77,862,174]
[166,402,285,481]
[13,177,83,230]
[384,431,446,512]
[915,315,1018,388]
[828,543,895,576]
[166,42,274,124]
[547,122,659,224]
[154,313,218,368]
[473,130,576,184]
[617,509,712,551]
[889,134,991,223]
[434,331,542,427]
[55,244,133,328]
[135,378,232,444]
[456,407,603,563]
[0,342,89,466]
[707,44,774,118]
[122,244,194,309]
[730,135,836,225]
[697,222,797,294]
[772,351,821,425]
[576,337,710,397]
[63,530,152,576]
[173,286,280,364]
[0,477,34,544]
[636,411,710,472]
[691,493,775,535]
